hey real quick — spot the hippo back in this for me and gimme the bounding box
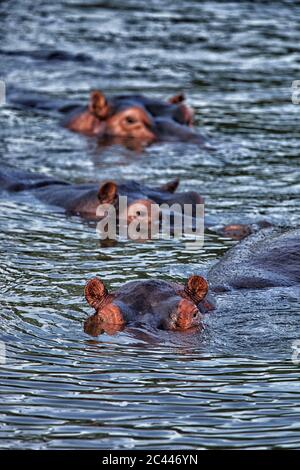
[209,228,300,291]
[0,166,68,192]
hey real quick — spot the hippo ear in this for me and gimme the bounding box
[98,181,118,204]
[185,275,208,304]
[85,277,108,310]
[89,90,108,118]
[160,178,179,193]
[168,93,186,104]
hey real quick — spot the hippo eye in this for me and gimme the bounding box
[193,312,198,318]
[125,116,137,125]
[136,209,147,217]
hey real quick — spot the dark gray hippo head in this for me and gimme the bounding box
[84,276,215,336]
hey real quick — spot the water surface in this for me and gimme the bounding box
[0,0,300,449]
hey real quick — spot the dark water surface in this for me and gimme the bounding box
[0,0,300,449]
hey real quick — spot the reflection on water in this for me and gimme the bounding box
[0,0,300,449]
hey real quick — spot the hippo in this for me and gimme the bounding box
[209,227,300,291]
[0,166,268,241]
[84,275,215,336]
[0,166,203,227]
[83,228,300,337]
[84,228,300,336]
[9,89,207,147]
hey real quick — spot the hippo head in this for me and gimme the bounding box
[89,91,156,144]
[84,275,213,336]
[85,90,204,146]
[96,178,204,239]
[97,180,155,229]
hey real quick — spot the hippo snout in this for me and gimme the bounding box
[161,298,203,331]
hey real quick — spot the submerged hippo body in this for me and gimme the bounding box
[0,167,268,240]
[84,276,215,336]
[10,89,207,146]
[209,228,300,291]
[0,166,203,222]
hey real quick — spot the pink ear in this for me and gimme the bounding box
[89,90,108,118]
[185,275,208,303]
[85,277,108,310]
[98,181,118,204]
[168,93,186,104]
[160,178,179,193]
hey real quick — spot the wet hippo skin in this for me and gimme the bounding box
[83,228,300,336]
[209,228,300,291]
[0,166,203,222]
[84,275,215,336]
[9,89,207,146]
[0,166,270,240]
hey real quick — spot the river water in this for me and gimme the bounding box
[0,0,299,449]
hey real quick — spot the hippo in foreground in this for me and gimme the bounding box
[209,227,300,291]
[84,228,299,336]
[9,89,207,147]
[84,275,214,336]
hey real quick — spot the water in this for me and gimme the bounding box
[0,0,300,449]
